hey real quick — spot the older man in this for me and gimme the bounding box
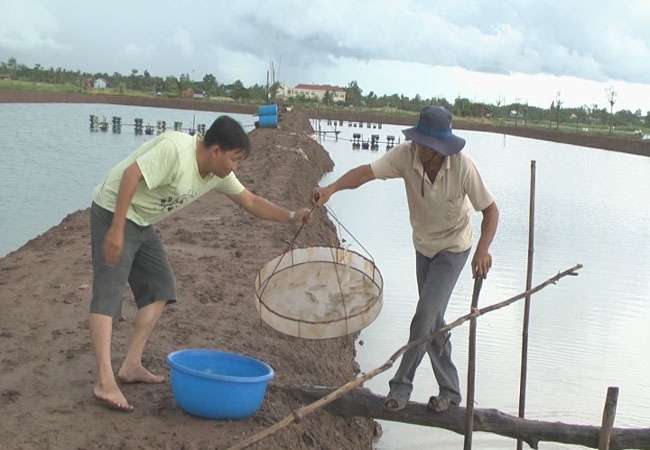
[312,105,498,412]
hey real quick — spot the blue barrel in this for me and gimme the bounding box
[258,115,278,127]
[258,104,278,128]
[258,104,278,117]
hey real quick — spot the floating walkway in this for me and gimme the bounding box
[89,114,207,136]
[315,119,400,151]
[88,104,276,136]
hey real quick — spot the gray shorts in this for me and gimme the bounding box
[90,202,177,317]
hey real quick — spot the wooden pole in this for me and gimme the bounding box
[598,386,619,450]
[225,264,582,450]
[517,160,536,450]
[464,277,483,450]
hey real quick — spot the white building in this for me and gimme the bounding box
[93,78,108,89]
[275,83,292,100]
[288,84,347,103]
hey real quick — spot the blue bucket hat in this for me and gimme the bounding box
[402,106,465,156]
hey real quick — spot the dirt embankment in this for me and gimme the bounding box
[0,95,376,449]
[0,89,260,115]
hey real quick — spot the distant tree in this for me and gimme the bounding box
[165,75,191,96]
[606,86,617,134]
[292,93,309,104]
[578,104,591,131]
[407,93,424,112]
[6,57,17,74]
[399,94,410,110]
[365,90,377,108]
[268,81,281,104]
[614,109,637,126]
[432,97,453,111]
[142,69,151,89]
[345,80,363,107]
[202,74,217,95]
[495,97,503,123]
[247,83,266,102]
[164,75,178,92]
[111,72,122,88]
[322,90,332,105]
[454,97,472,117]
[231,79,249,100]
[555,92,562,130]
[384,93,401,110]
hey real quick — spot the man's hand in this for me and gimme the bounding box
[471,249,492,279]
[311,186,332,207]
[293,207,313,226]
[102,226,124,267]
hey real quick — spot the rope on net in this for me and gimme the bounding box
[255,202,379,338]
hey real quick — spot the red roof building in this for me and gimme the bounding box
[290,84,347,103]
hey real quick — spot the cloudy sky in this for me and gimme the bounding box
[2,0,650,112]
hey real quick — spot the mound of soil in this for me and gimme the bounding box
[0,99,376,449]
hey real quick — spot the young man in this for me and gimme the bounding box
[312,106,498,412]
[89,115,311,412]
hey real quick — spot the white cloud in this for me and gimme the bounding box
[1,0,650,112]
[0,0,70,51]
[168,29,193,57]
[122,43,147,57]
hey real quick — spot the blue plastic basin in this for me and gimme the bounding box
[166,349,274,419]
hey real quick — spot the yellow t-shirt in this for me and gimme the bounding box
[92,131,245,226]
[370,142,495,258]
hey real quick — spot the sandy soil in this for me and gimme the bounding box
[0,91,376,450]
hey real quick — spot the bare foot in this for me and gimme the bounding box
[93,384,133,412]
[117,365,164,384]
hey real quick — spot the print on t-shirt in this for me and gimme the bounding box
[157,191,196,212]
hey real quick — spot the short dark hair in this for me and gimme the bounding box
[203,116,251,158]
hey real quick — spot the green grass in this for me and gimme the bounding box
[0,80,81,93]
[0,81,248,104]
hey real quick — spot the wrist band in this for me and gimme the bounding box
[289,211,295,222]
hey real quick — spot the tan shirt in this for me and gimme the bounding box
[370,142,495,258]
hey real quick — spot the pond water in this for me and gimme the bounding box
[313,118,650,450]
[0,103,254,258]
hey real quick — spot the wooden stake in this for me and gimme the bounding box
[464,277,483,450]
[598,386,619,450]
[225,264,582,450]
[518,160,537,450]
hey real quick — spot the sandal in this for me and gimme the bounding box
[383,389,410,412]
[427,395,457,413]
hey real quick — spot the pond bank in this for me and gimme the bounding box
[0,98,376,449]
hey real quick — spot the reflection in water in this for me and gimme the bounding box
[314,119,650,450]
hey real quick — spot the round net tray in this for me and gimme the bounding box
[254,246,384,339]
